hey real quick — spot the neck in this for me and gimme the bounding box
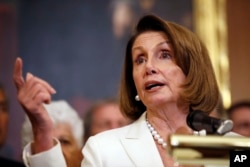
[146,107,190,137]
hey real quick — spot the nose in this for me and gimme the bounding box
[145,60,157,75]
[146,68,157,75]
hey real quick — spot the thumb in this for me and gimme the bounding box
[13,57,25,90]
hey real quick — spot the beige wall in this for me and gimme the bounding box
[227,0,250,104]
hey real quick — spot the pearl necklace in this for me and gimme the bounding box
[146,119,167,149]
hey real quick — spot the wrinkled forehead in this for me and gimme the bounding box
[94,103,120,116]
[133,30,168,44]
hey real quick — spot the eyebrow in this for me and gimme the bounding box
[158,41,170,46]
[132,40,170,52]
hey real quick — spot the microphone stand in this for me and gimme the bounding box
[168,134,249,166]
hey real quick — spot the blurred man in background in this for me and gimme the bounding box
[226,100,250,137]
[0,82,25,166]
[83,98,132,143]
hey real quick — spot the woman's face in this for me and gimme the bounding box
[132,31,186,108]
[54,123,82,167]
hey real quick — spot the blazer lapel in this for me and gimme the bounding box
[121,112,164,167]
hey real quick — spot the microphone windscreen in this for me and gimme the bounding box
[186,110,222,134]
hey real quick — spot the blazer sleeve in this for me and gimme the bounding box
[22,138,67,167]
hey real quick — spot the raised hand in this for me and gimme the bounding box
[13,57,56,115]
[13,57,56,153]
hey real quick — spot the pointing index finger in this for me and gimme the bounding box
[13,57,25,90]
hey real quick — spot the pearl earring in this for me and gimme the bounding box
[135,95,140,101]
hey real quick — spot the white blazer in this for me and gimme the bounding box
[82,112,164,167]
[22,112,163,167]
[22,111,239,167]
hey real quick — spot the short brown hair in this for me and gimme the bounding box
[119,14,219,120]
[226,101,250,119]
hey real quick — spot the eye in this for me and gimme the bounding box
[160,50,172,59]
[58,137,71,146]
[134,55,146,65]
[238,122,250,129]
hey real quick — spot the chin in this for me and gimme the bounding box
[148,96,170,105]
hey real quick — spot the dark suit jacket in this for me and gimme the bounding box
[0,156,25,167]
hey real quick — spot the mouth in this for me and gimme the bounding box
[145,82,165,90]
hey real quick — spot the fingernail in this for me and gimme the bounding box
[26,72,33,79]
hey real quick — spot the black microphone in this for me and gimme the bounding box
[186,110,233,135]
